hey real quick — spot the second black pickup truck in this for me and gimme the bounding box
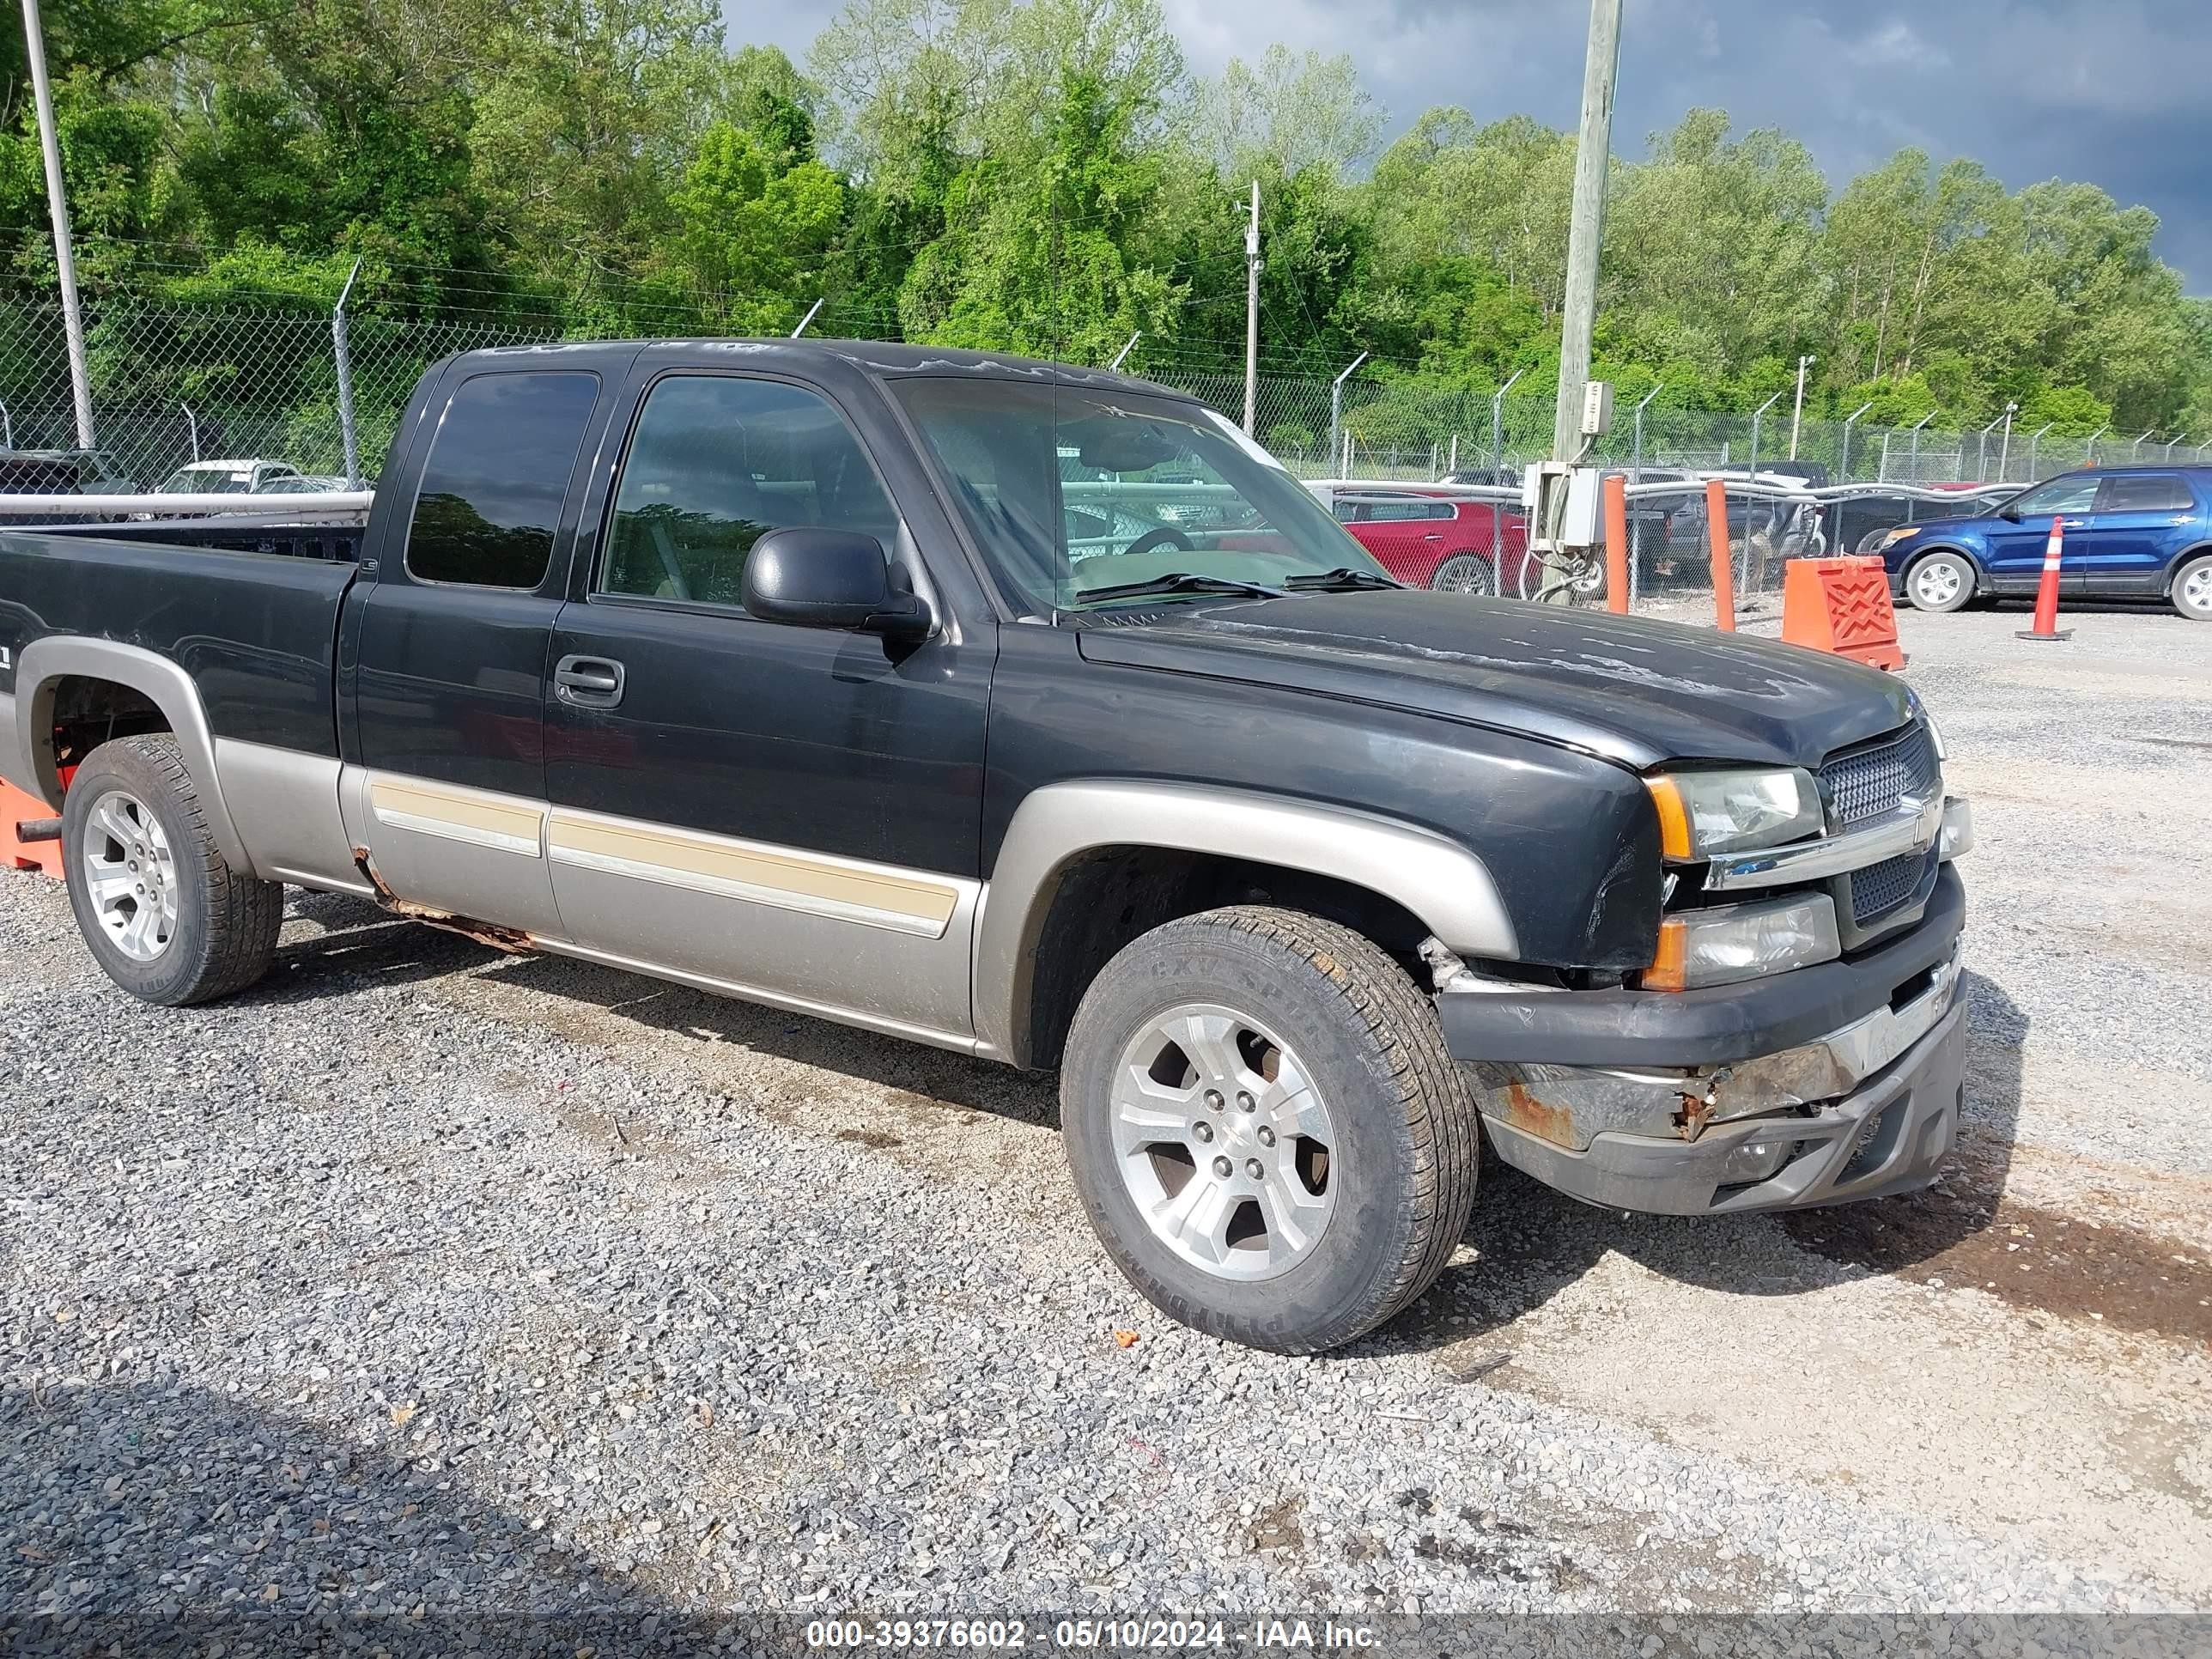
[0,340,1973,1352]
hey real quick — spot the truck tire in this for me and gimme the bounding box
[1903,550,1975,613]
[2171,553,2212,621]
[1059,906,1479,1352]
[60,734,283,1006]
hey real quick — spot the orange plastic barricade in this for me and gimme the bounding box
[2,775,63,877]
[1780,556,1905,671]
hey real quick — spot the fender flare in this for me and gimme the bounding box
[972,779,1519,1066]
[2162,543,2212,586]
[11,636,252,870]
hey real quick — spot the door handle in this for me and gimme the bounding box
[554,653,625,708]
[2062,519,2088,528]
[1421,532,1444,541]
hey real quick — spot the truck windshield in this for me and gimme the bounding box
[889,378,1387,611]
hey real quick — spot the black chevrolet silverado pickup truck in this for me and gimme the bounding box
[0,341,1974,1352]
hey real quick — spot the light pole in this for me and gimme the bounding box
[1838,400,1875,483]
[1492,365,1527,477]
[1327,351,1369,480]
[1974,411,2004,482]
[1906,411,1935,481]
[2026,422,2052,480]
[1242,179,1261,434]
[1788,354,1815,459]
[21,0,93,449]
[1552,0,1623,469]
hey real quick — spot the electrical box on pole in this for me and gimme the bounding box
[1579,380,1614,440]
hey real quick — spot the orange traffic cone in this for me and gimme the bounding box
[2015,516,2071,641]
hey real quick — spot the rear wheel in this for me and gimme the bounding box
[1060,906,1480,1353]
[1429,553,1494,596]
[61,735,283,1006]
[2172,554,2212,621]
[1904,550,1975,613]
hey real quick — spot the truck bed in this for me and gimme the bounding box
[0,528,358,760]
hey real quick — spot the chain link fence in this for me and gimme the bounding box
[12,277,2203,497]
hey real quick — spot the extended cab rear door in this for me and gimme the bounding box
[537,355,993,1042]
[340,358,628,935]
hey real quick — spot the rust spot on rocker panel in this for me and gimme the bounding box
[351,846,538,955]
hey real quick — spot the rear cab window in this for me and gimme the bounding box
[403,370,600,588]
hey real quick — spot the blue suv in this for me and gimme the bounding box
[1874,466,2212,621]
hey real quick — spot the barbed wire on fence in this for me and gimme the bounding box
[4,268,2206,500]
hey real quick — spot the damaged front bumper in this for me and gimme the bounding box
[1439,865,1969,1215]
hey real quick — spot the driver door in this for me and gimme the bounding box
[542,368,992,1040]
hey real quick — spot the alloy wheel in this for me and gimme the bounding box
[79,789,179,963]
[1109,1004,1336,1281]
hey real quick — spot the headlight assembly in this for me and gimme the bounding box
[1644,893,1842,991]
[1878,526,1922,549]
[1645,769,1825,860]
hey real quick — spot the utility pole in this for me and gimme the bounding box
[1551,0,1622,464]
[1788,355,1815,459]
[1243,179,1261,434]
[21,0,93,449]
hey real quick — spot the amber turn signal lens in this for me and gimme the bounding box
[1643,916,1689,992]
[1644,775,1692,860]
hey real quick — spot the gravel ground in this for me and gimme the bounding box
[3,605,2209,1652]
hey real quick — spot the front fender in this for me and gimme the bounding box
[11,636,252,870]
[971,780,1519,1066]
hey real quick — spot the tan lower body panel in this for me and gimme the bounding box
[543,804,978,1036]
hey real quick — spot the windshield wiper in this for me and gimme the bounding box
[1067,571,1288,606]
[1282,567,1404,592]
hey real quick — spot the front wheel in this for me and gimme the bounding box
[2172,553,2212,621]
[1904,550,1975,613]
[61,734,283,1006]
[1059,907,1480,1353]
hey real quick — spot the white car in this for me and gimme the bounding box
[155,459,307,495]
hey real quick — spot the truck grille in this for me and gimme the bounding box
[1848,845,1937,927]
[1820,721,1940,829]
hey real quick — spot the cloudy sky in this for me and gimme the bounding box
[726,0,2212,291]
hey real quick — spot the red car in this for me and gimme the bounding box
[1328,487,1535,596]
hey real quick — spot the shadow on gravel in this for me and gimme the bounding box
[258,890,503,1002]
[1365,971,2044,1356]
[0,1377,733,1656]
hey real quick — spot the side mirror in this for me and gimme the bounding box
[1998,503,2021,522]
[741,527,931,641]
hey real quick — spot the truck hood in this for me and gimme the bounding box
[1072,591,1914,771]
